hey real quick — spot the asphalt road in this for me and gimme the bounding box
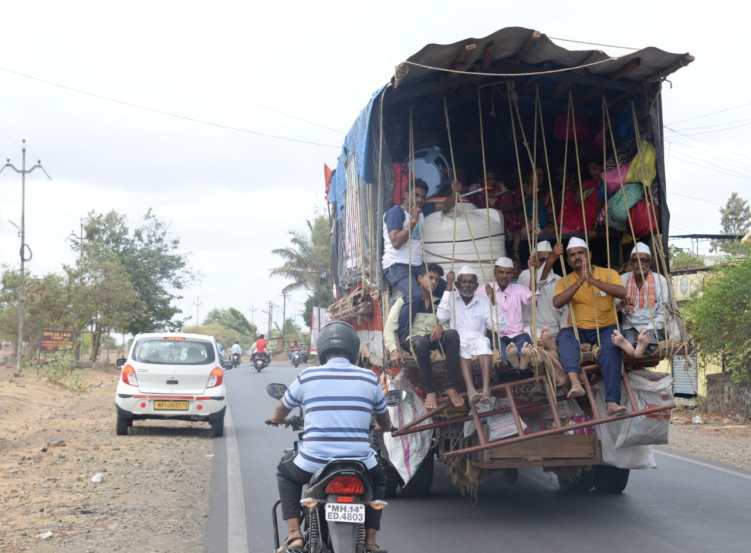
[208,361,751,553]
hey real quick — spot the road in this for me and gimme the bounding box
[208,361,751,553]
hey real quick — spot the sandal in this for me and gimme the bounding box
[278,533,304,553]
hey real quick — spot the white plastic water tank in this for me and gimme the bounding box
[423,202,506,283]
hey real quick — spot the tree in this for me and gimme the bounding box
[183,322,245,350]
[72,209,192,335]
[712,193,751,255]
[204,308,257,339]
[669,246,705,271]
[685,256,751,382]
[271,215,334,326]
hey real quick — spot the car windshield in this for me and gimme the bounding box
[132,339,215,365]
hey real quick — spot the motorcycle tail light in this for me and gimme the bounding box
[324,475,364,495]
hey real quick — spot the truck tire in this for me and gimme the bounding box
[593,465,630,494]
[210,413,225,438]
[557,468,595,493]
[401,454,434,497]
[116,412,131,436]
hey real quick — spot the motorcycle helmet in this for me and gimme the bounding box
[317,320,360,364]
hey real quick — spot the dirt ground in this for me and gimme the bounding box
[0,365,213,553]
[666,409,751,473]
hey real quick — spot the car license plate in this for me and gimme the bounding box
[324,502,365,524]
[153,400,189,410]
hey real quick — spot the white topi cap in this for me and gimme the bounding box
[566,236,588,251]
[537,240,553,253]
[457,264,480,278]
[494,256,514,269]
[631,242,651,257]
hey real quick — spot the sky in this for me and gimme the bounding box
[1,0,749,332]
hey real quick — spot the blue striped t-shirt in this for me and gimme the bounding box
[282,357,387,473]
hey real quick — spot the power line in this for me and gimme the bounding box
[668,101,751,126]
[548,35,640,51]
[665,127,751,170]
[0,65,340,149]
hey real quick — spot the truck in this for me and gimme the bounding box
[323,26,693,497]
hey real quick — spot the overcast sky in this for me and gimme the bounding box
[1,1,748,331]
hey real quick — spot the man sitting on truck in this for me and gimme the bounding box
[553,237,628,415]
[611,242,671,358]
[382,179,431,345]
[437,265,495,404]
[482,256,533,370]
[384,263,464,410]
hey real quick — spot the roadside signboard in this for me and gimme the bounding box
[40,330,74,352]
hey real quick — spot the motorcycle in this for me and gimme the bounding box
[231,352,241,369]
[252,352,270,372]
[265,383,406,553]
[290,350,303,368]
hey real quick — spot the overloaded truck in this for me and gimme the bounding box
[323,27,693,496]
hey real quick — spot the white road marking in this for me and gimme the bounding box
[225,404,250,553]
[655,449,751,481]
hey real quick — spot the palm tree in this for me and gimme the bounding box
[271,216,332,295]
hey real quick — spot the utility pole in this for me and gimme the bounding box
[281,292,288,351]
[1,140,51,373]
[193,297,202,325]
[262,301,275,338]
[249,305,256,323]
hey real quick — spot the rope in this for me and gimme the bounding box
[400,55,620,78]
[602,98,652,332]
[408,107,416,349]
[569,92,602,350]
[477,88,501,355]
[506,83,532,248]
[443,98,459,328]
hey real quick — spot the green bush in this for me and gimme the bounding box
[685,256,751,383]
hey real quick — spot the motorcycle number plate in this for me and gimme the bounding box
[324,503,365,524]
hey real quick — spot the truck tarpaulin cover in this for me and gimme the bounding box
[328,87,386,219]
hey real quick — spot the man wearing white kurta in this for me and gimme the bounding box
[517,241,567,339]
[612,242,671,357]
[437,265,495,403]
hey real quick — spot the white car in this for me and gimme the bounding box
[114,332,227,437]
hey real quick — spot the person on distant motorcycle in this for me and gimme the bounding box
[230,341,242,356]
[287,340,301,360]
[266,321,392,553]
[252,334,269,364]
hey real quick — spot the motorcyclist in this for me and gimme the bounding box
[287,340,301,360]
[231,341,242,356]
[266,321,391,553]
[252,334,269,364]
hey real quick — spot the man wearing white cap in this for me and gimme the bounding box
[611,242,671,358]
[482,256,533,370]
[517,240,567,339]
[553,236,628,415]
[437,265,494,403]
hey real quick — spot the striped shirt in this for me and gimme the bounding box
[282,357,387,473]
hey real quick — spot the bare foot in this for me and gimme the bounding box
[607,402,627,415]
[506,343,520,369]
[634,331,651,358]
[467,387,481,405]
[481,386,491,401]
[540,328,556,351]
[567,373,586,398]
[519,343,533,370]
[611,330,636,356]
[424,392,438,411]
[446,388,465,408]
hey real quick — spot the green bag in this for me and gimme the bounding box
[607,182,643,231]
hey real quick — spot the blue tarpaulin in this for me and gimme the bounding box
[329,87,385,219]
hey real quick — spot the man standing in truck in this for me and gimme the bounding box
[382,179,431,343]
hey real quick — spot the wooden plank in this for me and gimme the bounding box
[487,434,597,460]
[473,457,600,469]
